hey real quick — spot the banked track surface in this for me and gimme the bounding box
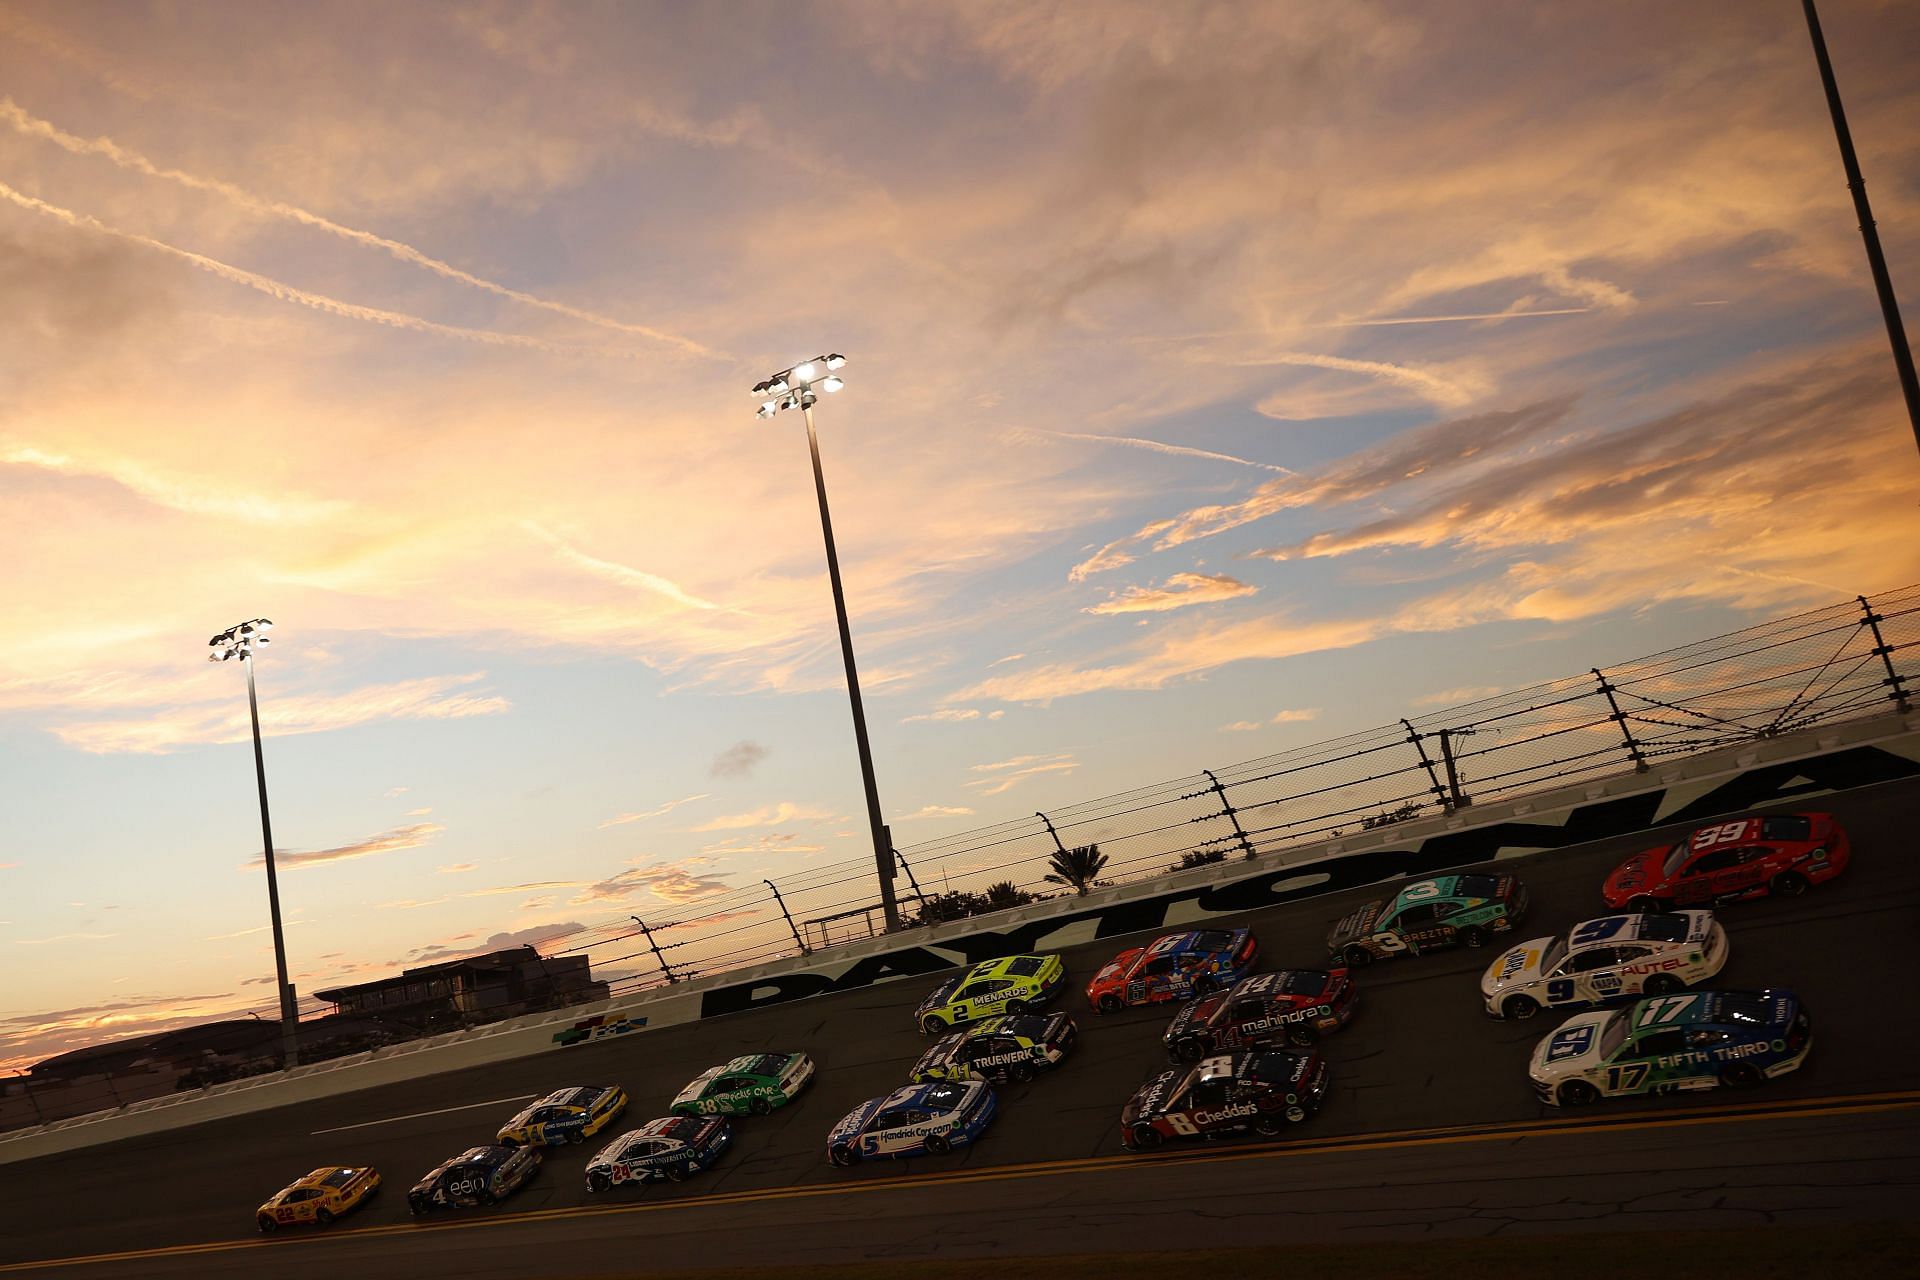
[5,777,1918,1274]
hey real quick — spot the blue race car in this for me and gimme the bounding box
[826,1081,996,1167]
[585,1116,732,1192]
[1086,928,1259,1013]
[407,1145,539,1215]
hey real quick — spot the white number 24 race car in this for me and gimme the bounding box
[1481,911,1727,1021]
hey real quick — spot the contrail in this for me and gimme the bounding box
[0,180,579,354]
[1229,351,1479,407]
[1024,428,1293,475]
[1,97,715,358]
[1323,306,1594,327]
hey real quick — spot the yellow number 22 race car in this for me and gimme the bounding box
[255,1165,381,1232]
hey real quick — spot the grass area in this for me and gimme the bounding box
[562,1221,1920,1280]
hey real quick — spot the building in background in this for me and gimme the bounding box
[313,946,607,1030]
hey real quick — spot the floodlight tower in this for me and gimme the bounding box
[751,355,902,932]
[208,618,299,1068]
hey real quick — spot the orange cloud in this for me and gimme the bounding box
[1084,571,1257,615]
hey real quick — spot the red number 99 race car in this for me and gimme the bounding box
[1601,813,1848,913]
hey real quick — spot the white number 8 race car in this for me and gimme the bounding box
[1480,911,1727,1021]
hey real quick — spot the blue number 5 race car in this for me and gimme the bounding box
[825,1081,996,1167]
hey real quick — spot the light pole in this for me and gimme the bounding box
[752,354,902,932]
[209,618,299,1068]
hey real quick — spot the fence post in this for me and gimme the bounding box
[1036,811,1069,855]
[1401,719,1452,812]
[17,1073,43,1124]
[1437,728,1473,809]
[1201,768,1258,859]
[892,846,929,909]
[629,915,679,984]
[103,1071,124,1108]
[764,879,809,955]
[1592,667,1650,772]
[1859,595,1913,713]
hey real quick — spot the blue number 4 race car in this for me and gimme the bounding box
[825,1081,997,1167]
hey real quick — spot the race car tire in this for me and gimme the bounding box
[1006,999,1031,1015]
[665,1166,687,1183]
[922,1014,949,1035]
[1502,994,1540,1021]
[749,1097,772,1116]
[829,1145,861,1168]
[1770,871,1809,898]
[1343,945,1374,969]
[1643,973,1685,995]
[257,1216,276,1234]
[1288,1023,1319,1047]
[1129,1123,1163,1150]
[1192,975,1219,998]
[1097,994,1123,1014]
[478,1188,496,1206]
[315,1209,334,1228]
[1558,1080,1599,1106]
[568,1129,585,1144]
[1459,926,1488,949]
[1627,895,1665,913]
[1173,1037,1207,1062]
[407,1196,428,1217]
[1008,1062,1035,1084]
[923,1134,951,1155]
[588,1171,611,1193]
[1284,1104,1308,1123]
[1253,1114,1284,1136]
[1722,1062,1763,1089]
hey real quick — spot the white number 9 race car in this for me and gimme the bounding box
[1480,911,1727,1021]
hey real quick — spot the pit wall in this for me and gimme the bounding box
[5,710,1915,1165]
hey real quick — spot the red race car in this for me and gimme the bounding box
[1161,968,1357,1062]
[1084,928,1258,1013]
[1602,812,1849,912]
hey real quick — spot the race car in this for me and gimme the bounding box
[255,1165,380,1232]
[1084,928,1259,1013]
[1601,813,1850,912]
[1530,989,1812,1107]
[408,1145,540,1214]
[586,1115,732,1191]
[496,1084,628,1146]
[825,1080,997,1166]
[1121,1049,1328,1151]
[670,1052,815,1116]
[910,1011,1078,1085]
[1482,911,1728,1020]
[915,953,1067,1034]
[1162,968,1357,1062]
[1325,874,1527,967]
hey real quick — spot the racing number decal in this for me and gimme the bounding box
[1163,1113,1200,1136]
[1637,994,1698,1025]
[1400,881,1442,901]
[1570,917,1628,945]
[1546,978,1577,1003]
[1371,932,1408,954]
[1692,822,1748,850]
[1604,1062,1651,1092]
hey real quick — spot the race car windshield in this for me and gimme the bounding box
[1662,841,1692,878]
[1273,971,1327,997]
[1598,1010,1632,1059]
[659,1117,706,1142]
[1634,915,1689,943]
[1003,957,1043,977]
[554,1087,598,1108]
[1453,874,1501,899]
[1539,939,1567,972]
[1760,816,1812,841]
[1244,1052,1296,1082]
[922,1083,968,1110]
[1003,1015,1050,1036]
[1191,931,1235,954]
[739,1054,787,1077]
[319,1169,357,1189]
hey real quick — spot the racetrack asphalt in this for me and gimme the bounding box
[4,775,1917,1275]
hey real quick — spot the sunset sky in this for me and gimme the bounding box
[3,0,1918,1073]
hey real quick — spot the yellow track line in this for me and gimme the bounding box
[9,1088,1917,1273]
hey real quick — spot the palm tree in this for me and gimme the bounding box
[1044,842,1108,895]
[984,881,1033,911]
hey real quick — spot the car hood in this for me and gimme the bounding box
[912,1034,968,1077]
[1326,901,1385,951]
[1121,1068,1182,1125]
[1531,1011,1612,1080]
[1088,948,1144,992]
[1483,938,1554,995]
[916,978,961,1015]
[1163,993,1226,1043]
[673,1066,724,1108]
[827,1097,885,1146]
[1604,847,1666,900]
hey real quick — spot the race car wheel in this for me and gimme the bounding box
[1288,1024,1319,1047]
[1096,994,1123,1014]
[1643,973,1685,995]
[1627,895,1664,913]
[922,1014,949,1035]
[568,1129,585,1144]
[588,1171,611,1193]
[1558,1080,1599,1107]
[1459,926,1488,949]
[1502,994,1540,1021]
[1284,1104,1308,1123]
[257,1216,276,1234]
[1008,1062,1035,1084]
[1129,1123,1163,1150]
[1722,1062,1763,1089]
[1770,871,1809,898]
[1005,999,1031,1016]
[478,1188,496,1206]
[749,1097,772,1116]
[829,1144,861,1168]
[1253,1114,1284,1136]
[1343,945,1374,969]
[1174,1037,1207,1062]
[923,1134,951,1155]
[665,1166,687,1183]
[314,1209,334,1228]
[407,1195,427,1217]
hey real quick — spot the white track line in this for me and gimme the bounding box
[309,1094,537,1135]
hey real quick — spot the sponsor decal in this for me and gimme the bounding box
[553,1014,650,1047]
